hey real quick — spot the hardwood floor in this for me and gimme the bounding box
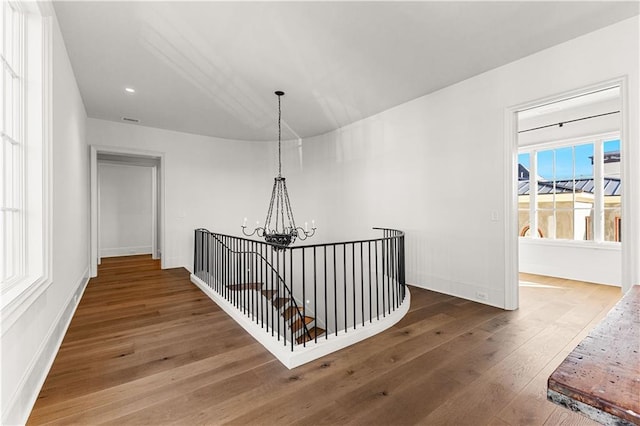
[27,256,621,425]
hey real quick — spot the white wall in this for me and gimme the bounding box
[279,16,639,306]
[99,163,153,257]
[87,118,272,270]
[519,241,620,285]
[2,9,90,425]
[90,17,638,303]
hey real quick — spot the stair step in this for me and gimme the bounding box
[261,290,278,300]
[226,282,263,291]
[273,297,291,309]
[296,327,326,344]
[290,316,314,333]
[282,306,303,320]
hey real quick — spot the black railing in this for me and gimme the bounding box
[193,227,406,351]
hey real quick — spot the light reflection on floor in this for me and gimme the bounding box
[519,281,564,289]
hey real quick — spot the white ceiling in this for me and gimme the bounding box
[54,1,639,141]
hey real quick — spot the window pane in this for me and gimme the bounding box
[3,141,15,208]
[555,209,573,240]
[555,146,573,180]
[537,209,553,239]
[2,210,15,280]
[576,209,594,241]
[1,69,5,132]
[517,153,530,237]
[604,139,621,243]
[604,208,621,242]
[537,150,554,222]
[575,143,594,179]
[518,210,530,237]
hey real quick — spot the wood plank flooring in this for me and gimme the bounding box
[27,256,621,425]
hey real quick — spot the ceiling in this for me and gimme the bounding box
[54,1,639,141]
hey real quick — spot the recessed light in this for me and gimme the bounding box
[125,87,135,93]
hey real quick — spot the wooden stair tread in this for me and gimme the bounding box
[273,297,291,309]
[261,290,278,300]
[226,282,263,291]
[282,306,303,320]
[290,316,314,333]
[296,327,326,344]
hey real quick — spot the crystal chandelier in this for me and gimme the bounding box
[242,91,316,247]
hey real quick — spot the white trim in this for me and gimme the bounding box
[100,246,153,258]
[503,108,519,310]
[1,275,52,334]
[1,266,90,425]
[90,146,98,275]
[519,237,621,251]
[516,131,620,152]
[618,76,637,294]
[190,273,411,369]
[151,165,158,259]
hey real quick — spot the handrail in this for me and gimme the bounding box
[195,228,313,344]
[202,227,405,251]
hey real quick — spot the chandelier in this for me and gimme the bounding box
[242,91,316,247]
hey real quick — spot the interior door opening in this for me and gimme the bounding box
[515,84,623,288]
[91,148,164,276]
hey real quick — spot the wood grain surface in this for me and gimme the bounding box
[27,257,621,425]
[548,285,640,425]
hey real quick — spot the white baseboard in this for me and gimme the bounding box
[100,245,152,257]
[190,273,411,369]
[2,266,90,425]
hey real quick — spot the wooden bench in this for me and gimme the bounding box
[547,285,640,426]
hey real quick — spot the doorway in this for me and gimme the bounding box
[90,147,165,277]
[505,78,632,309]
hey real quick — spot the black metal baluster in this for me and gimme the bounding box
[276,248,280,341]
[233,238,237,308]
[352,243,356,330]
[360,242,364,327]
[302,248,306,347]
[333,245,337,336]
[343,244,347,332]
[368,241,372,323]
[390,236,395,310]
[260,242,264,329]
[282,248,287,346]
[193,230,197,275]
[385,236,390,315]
[270,246,274,336]
[324,245,328,340]
[242,239,246,314]
[290,247,293,351]
[313,246,317,343]
[251,241,255,322]
[380,239,385,318]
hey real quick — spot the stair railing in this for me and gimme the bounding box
[193,227,406,351]
[194,228,312,350]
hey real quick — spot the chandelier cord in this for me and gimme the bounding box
[277,93,282,178]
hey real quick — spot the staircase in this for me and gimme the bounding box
[228,283,325,344]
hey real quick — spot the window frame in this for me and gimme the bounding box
[1,1,52,332]
[518,131,621,246]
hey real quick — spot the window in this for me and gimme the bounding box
[1,1,24,284]
[518,134,621,243]
[1,1,51,326]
